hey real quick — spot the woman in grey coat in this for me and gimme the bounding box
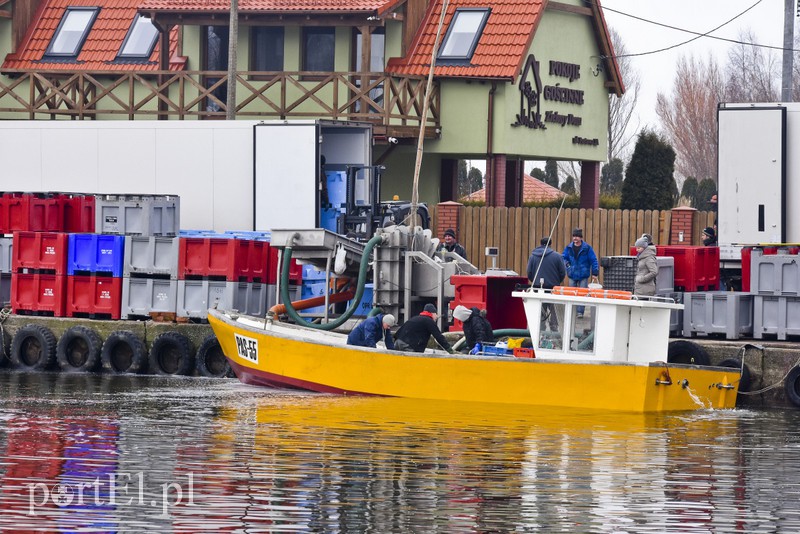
[634,236,658,296]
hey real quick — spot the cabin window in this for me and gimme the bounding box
[303,27,335,72]
[118,15,159,59]
[251,27,284,72]
[569,306,596,353]
[538,302,565,351]
[45,7,100,58]
[437,8,490,62]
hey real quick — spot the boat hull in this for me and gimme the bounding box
[208,310,739,412]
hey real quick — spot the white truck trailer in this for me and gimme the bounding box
[717,103,797,283]
[0,120,373,232]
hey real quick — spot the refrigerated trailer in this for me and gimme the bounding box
[0,120,373,232]
[717,103,796,275]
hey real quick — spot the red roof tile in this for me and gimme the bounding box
[2,0,185,71]
[462,174,565,203]
[387,0,544,80]
[138,0,398,12]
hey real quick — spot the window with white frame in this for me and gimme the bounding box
[437,8,490,62]
[45,7,100,58]
[118,15,159,59]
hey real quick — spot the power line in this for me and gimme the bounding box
[596,0,800,59]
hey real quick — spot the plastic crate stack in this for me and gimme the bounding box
[176,231,280,321]
[748,246,800,340]
[0,236,12,306]
[121,235,180,320]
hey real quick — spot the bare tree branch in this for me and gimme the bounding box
[607,28,641,163]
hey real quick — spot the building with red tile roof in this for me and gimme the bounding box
[462,174,565,203]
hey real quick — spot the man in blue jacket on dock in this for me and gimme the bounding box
[562,228,599,318]
[347,313,396,350]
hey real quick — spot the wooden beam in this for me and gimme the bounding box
[0,10,11,18]
[142,12,383,28]
[546,2,592,16]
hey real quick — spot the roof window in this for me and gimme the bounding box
[437,8,490,62]
[45,7,100,58]
[118,15,159,59]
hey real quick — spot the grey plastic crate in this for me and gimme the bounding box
[177,280,275,319]
[123,236,179,278]
[658,290,684,336]
[655,256,675,293]
[266,284,302,312]
[121,277,178,319]
[0,273,10,306]
[683,291,754,340]
[751,251,800,296]
[0,236,12,274]
[96,194,180,236]
[753,295,800,340]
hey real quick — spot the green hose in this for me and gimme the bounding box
[279,234,384,330]
[452,328,531,352]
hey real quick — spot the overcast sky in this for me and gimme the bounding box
[601,0,790,130]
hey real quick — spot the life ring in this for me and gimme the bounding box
[195,334,234,378]
[101,331,147,374]
[551,286,590,297]
[784,366,800,408]
[718,358,752,392]
[587,288,632,300]
[149,332,194,376]
[667,340,711,366]
[56,325,102,373]
[10,324,57,371]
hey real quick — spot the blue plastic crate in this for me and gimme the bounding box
[302,264,327,281]
[301,281,328,314]
[320,208,341,233]
[68,234,125,276]
[347,283,374,317]
[481,345,512,356]
[326,171,347,209]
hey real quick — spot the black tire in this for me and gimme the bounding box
[195,334,233,378]
[149,332,194,376]
[785,366,800,408]
[101,331,147,374]
[10,324,57,371]
[718,358,752,393]
[667,340,711,366]
[56,326,102,373]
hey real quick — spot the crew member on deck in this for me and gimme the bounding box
[347,314,396,349]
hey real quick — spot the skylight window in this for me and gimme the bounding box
[45,7,99,58]
[437,8,490,61]
[119,15,159,59]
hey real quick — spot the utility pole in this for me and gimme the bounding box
[226,0,238,119]
[782,0,795,101]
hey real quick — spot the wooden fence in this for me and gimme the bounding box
[432,206,716,276]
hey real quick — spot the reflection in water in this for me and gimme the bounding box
[0,370,800,532]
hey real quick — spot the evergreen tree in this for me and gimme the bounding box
[681,177,698,206]
[620,130,677,210]
[696,178,717,211]
[467,166,483,194]
[530,167,546,182]
[544,160,559,188]
[600,158,624,195]
[456,160,469,198]
[560,176,576,195]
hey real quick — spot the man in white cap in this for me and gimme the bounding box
[347,313,396,349]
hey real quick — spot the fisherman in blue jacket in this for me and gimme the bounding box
[347,313,396,349]
[561,228,599,318]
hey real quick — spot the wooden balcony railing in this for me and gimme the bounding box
[0,70,440,138]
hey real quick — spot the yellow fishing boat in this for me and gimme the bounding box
[207,285,740,412]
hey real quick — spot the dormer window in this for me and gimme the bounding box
[118,15,159,59]
[45,7,100,58]
[437,8,490,62]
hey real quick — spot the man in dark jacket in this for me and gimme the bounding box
[347,314,396,350]
[453,305,493,352]
[395,303,454,353]
[702,227,717,246]
[438,228,467,260]
[527,237,566,289]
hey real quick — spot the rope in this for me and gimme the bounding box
[738,343,800,396]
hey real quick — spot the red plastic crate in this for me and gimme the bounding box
[66,276,122,319]
[0,193,64,233]
[513,347,535,358]
[12,231,69,274]
[267,244,303,285]
[242,240,270,283]
[629,245,720,292]
[11,272,67,316]
[450,274,528,330]
[62,194,95,233]
[178,237,251,281]
[742,247,752,293]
